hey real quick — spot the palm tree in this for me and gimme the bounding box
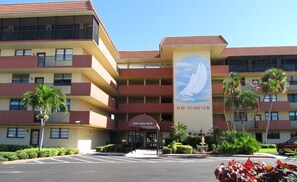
[260,68,288,144]
[171,122,188,142]
[22,84,68,154]
[235,90,259,131]
[222,72,241,130]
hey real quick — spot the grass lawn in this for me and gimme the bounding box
[258,148,277,154]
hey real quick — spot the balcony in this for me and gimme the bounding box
[212,83,223,95]
[118,85,173,96]
[0,110,115,129]
[119,68,173,78]
[213,120,230,130]
[69,111,115,129]
[0,83,35,97]
[212,101,227,113]
[253,120,291,130]
[70,83,116,110]
[0,111,34,125]
[258,101,290,111]
[211,65,229,75]
[118,103,173,113]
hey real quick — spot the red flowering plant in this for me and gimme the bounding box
[214,158,297,182]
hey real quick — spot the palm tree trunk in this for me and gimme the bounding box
[265,96,273,144]
[223,95,230,131]
[38,118,45,156]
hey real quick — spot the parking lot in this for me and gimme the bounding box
[0,154,293,182]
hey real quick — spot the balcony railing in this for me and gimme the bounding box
[38,56,73,67]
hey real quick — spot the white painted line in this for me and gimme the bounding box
[79,155,114,163]
[50,158,70,163]
[97,155,138,163]
[64,156,93,163]
[33,160,44,163]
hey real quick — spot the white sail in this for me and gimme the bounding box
[179,62,207,96]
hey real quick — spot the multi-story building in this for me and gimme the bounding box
[0,0,296,151]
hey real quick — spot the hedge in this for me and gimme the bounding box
[0,144,31,152]
[96,144,132,153]
[0,147,79,162]
[176,145,193,154]
[162,147,172,154]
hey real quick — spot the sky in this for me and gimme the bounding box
[2,0,297,51]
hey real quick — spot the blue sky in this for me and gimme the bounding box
[3,0,297,50]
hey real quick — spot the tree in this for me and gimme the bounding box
[22,84,67,154]
[222,72,241,130]
[260,68,288,144]
[171,122,188,142]
[235,90,259,131]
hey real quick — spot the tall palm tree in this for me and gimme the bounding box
[222,72,241,130]
[22,84,67,154]
[235,90,259,131]
[261,68,288,144]
[171,122,188,142]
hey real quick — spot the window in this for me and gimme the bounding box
[7,128,25,138]
[254,114,261,121]
[263,95,277,102]
[10,99,26,110]
[12,74,29,83]
[288,76,297,85]
[54,73,71,86]
[55,49,72,61]
[289,111,297,120]
[267,132,280,139]
[252,79,259,85]
[234,112,247,121]
[50,128,69,139]
[59,99,70,112]
[15,49,32,56]
[288,94,297,102]
[265,112,279,120]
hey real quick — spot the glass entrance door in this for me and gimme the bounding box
[146,132,157,149]
[30,129,39,146]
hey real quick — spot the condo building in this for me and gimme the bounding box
[0,0,296,151]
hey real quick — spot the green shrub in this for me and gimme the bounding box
[162,147,172,154]
[65,148,79,155]
[219,131,260,155]
[269,144,276,148]
[0,157,8,162]
[57,148,67,156]
[96,146,104,152]
[169,141,177,153]
[183,135,201,149]
[3,153,19,161]
[261,144,269,148]
[176,145,193,154]
[16,151,29,160]
[96,144,131,153]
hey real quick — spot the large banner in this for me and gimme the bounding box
[174,51,213,133]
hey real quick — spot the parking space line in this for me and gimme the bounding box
[96,155,137,163]
[33,160,44,164]
[64,156,93,163]
[79,155,115,163]
[50,158,70,163]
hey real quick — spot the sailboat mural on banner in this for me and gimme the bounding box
[175,56,210,103]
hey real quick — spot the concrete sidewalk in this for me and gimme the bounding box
[125,149,159,158]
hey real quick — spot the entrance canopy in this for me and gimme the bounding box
[129,114,160,130]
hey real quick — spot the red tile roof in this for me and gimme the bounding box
[221,46,297,57]
[0,0,93,15]
[119,50,161,59]
[160,35,228,47]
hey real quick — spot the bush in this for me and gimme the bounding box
[219,131,260,155]
[261,144,269,148]
[3,153,19,161]
[162,147,172,154]
[0,157,8,162]
[16,151,29,160]
[169,141,177,153]
[176,145,193,154]
[65,148,79,155]
[57,148,67,156]
[96,144,131,153]
[183,135,201,149]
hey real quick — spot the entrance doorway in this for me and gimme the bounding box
[37,53,46,67]
[35,77,44,85]
[146,132,157,149]
[30,129,39,146]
